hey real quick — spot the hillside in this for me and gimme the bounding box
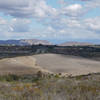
[59,41,93,46]
[0,54,100,76]
[0,56,49,75]
[33,54,100,76]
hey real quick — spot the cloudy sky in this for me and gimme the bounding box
[0,0,100,43]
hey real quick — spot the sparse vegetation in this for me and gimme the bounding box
[0,45,100,100]
[0,73,100,100]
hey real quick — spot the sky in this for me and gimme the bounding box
[0,0,100,44]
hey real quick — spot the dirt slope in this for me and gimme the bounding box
[0,54,100,76]
[0,56,43,75]
[33,54,100,76]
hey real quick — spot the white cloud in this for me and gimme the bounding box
[0,17,7,25]
[0,0,100,41]
[10,18,31,32]
[66,19,81,27]
[84,17,100,32]
[61,4,82,17]
[66,4,82,11]
[0,0,57,20]
[0,17,31,38]
[85,0,100,8]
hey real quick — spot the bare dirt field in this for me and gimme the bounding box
[33,54,100,76]
[0,54,100,76]
[0,56,41,75]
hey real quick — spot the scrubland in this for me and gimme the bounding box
[0,73,100,100]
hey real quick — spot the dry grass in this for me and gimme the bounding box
[0,73,99,100]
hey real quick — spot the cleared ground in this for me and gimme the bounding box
[0,54,100,75]
[33,54,100,76]
[0,56,42,75]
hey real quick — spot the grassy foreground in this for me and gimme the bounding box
[0,73,100,100]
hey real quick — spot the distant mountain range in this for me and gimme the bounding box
[0,39,52,45]
[0,39,95,46]
[59,42,94,46]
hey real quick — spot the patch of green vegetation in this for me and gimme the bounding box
[0,74,19,82]
[0,74,41,83]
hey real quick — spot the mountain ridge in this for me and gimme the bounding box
[59,41,94,46]
[0,39,95,46]
[0,39,52,45]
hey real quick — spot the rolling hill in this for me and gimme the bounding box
[59,41,93,46]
